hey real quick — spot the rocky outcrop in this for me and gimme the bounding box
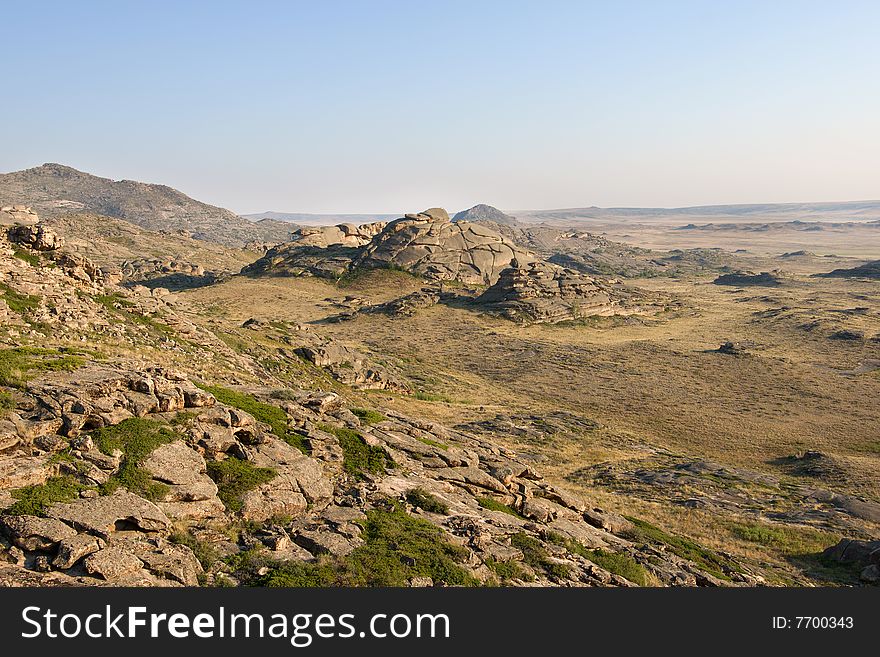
[241,244,361,279]
[821,539,880,585]
[475,260,657,324]
[293,335,410,392]
[7,223,64,251]
[290,222,388,248]
[0,205,40,226]
[353,208,534,285]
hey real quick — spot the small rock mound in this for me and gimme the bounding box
[475,261,653,324]
[452,204,519,226]
[713,271,782,287]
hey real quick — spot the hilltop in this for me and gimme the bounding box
[0,164,297,247]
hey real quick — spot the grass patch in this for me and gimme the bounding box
[198,385,309,454]
[318,423,393,479]
[93,417,178,501]
[351,408,386,425]
[0,284,40,314]
[406,488,449,515]
[4,475,86,516]
[12,249,41,267]
[623,516,738,581]
[206,457,277,512]
[0,347,87,388]
[544,531,650,585]
[0,390,14,417]
[416,436,449,450]
[237,506,477,587]
[485,557,533,583]
[169,529,220,570]
[413,390,455,403]
[477,496,524,519]
[729,520,839,555]
[336,264,419,289]
[510,532,571,579]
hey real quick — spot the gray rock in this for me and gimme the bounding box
[48,489,172,538]
[52,534,106,569]
[0,515,77,551]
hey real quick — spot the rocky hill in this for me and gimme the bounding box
[352,208,532,285]
[244,208,533,285]
[0,164,297,247]
[453,204,519,226]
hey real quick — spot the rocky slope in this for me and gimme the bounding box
[0,164,297,247]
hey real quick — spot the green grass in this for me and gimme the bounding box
[406,488,450,515]
[198,385,309,454]
[0,347,87,387]
[206,457,277,512]
[93,417,178,501]
[623,516,738,581]
[351,408,386,425]
[336,264,419,289]
[238,506,477,587]
[416,436,449,450]
[728,520,839,556]
[4,475,86,516]
[12,249,41,267]
[0,284,41,314]
[544,531,650,585]
[485,557,533,583]
[413,390,455,403]
[169,529,221,569]
[477,496,524,519]
[510,532,571,579]
[318,423,393,479]
[0,390,14,417]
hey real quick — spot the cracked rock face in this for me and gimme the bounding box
[354,209,534,285]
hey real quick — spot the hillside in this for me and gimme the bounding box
[0,163,298,247]
[452,204,519,226]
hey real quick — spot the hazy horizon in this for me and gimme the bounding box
[2,1,878,214]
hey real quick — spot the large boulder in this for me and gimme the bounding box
[0,205,40,226]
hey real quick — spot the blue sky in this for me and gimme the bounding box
[2,1,878,213]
